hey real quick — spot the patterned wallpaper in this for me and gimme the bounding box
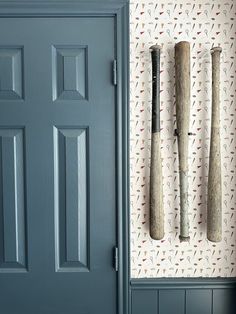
[130,0,236,277]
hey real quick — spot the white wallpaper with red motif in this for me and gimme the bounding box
[130,0,236,277]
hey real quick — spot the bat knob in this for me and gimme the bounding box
[179,235,190,242]
[210,46,222,54]
[150,44,162,52]
[174,129,179,136]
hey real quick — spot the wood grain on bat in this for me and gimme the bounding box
[175,41,191,242]
[207,47,222,243]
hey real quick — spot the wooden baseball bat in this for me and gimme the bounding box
[175,41,191,242]
[207,47,222,242]
[149,44,164,240]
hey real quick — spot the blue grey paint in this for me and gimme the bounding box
[52,46,88,100]
[0,2,130,314]
[132,290,158,314]
[213,289,236,314]
[186,290,212,314]
[115,3,130,314]
[159,290,185,314]
[0,47,24,99]
[0,129,26,270]
[131,279,236,314]
[54,128,88,271]
[0,0,130,310]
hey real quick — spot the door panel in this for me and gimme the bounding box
[0,47,24,100]
[54,127,88,272]
[0,17,116,314]
[52,46,88,101]
[0,128,27,271]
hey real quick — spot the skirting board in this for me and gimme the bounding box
[131,278,236,314]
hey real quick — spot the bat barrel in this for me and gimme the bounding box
[175,41,191,242]
[149,44,164,240]
[207,47,222,242]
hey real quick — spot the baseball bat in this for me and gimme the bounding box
[175,41,191,242]
[207,47,222,242]
[149,44,164,240]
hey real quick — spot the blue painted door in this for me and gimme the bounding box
[0,17,117,314]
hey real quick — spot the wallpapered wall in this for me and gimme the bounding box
[130,0,236,278]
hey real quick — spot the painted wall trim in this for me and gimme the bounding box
[0,1,128,17]
[131,278,236,314]
[116,3,130,314]
[131,278,236,290]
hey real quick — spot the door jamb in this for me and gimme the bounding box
[0,2,130,314]
[115,4,130,314]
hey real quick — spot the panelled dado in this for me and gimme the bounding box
[131,279,236,314]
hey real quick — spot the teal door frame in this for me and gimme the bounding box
[0,1,130,314]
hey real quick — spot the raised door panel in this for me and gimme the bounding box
[0,128,27,271]
[0,47,24,100]
[52,46,88,101]
[54,127,88,272]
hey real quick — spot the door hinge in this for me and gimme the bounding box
[113,60,117,86]
[114,247,119,271]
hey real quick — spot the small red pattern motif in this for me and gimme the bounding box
[130,0,236,278]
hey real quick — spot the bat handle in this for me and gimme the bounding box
[150,133,164,240]
[150,45,161,133]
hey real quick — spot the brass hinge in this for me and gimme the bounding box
[114,247,119,271]
[113,60,117,85]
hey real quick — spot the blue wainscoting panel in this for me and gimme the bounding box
[132,290,158,314]
[213,289,236,314]
[186,290,212,314]
[159,290,185,314]
[131,279,236,314]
